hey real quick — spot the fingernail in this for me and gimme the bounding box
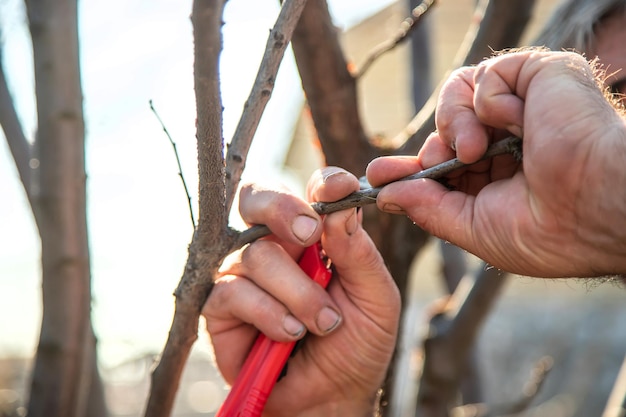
[507,124,523,138]
[292,215,318,243]
[381,203,405,214]
[283,314,305,337]
[316,307,341,333]
[345,208,358,235]
[322,168,348,183]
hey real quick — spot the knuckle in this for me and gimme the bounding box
[240,240,281,270]
[203,277,234,315]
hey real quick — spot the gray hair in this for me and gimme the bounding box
[534,0,626,52]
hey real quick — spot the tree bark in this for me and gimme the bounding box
[291,0,379,176]
[146,1,308,415]
[144,2,227,415]
[21,0,104,416]
[0,50,32,195]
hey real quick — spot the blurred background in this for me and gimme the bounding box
[1,0,625,416]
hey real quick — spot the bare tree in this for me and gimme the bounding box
[141,0,537,416]
[5,1,624,416]
[144,1,309,415]
[0,0,106,416]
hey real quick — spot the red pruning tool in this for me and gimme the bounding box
[215,243,333,417]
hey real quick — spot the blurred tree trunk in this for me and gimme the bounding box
[291,0,536,415]
[408,0,433,112]
[0,1,106,416]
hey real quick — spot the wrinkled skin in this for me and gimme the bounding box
[203,168,400,416]
[367,50,626,278]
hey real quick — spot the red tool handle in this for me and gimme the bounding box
[215,243,332,417]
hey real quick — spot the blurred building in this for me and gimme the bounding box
[284,0,561,185]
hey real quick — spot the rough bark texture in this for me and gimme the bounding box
[146,2,308,416]
[20,0,105,416]
[144,2,228,416]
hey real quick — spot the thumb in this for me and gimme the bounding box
[321,208,400,323]
[377,178,478,251]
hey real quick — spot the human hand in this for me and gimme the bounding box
[202,168,400,416]
[366,50,626,278]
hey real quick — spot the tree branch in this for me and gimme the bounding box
[0,47,32,199]
[416,265,508,416]
[149,99,196,229]
[449,356,554,417]
[194,0,228,238]
[354,0,436,79]
[224,0,308,214]
[24,0,95,415]
[291,0,377,175]
[145,1,229,416]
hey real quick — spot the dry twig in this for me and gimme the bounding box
[149,99,196,229]
[450,356,554,417]
[233,136,521,250]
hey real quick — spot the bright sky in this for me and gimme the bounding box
[0,0,395,368]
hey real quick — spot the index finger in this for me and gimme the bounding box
[436,66,490,163]
[239,183,323,249]
[306,166,361,203]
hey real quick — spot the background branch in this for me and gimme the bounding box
[0,47,32,199]
[396,0,537,155]
[292,0,378,175]
[415,265,508,416]
[603,354,626,417]
[23,0,98,415]
[224,0,308,213]
[449,356,554,417]
[354,0,436,78]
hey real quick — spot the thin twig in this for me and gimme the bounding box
[355,0,436,78]
[149,99,196,230]
[450,355,554,417]
[233,136,521,250]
